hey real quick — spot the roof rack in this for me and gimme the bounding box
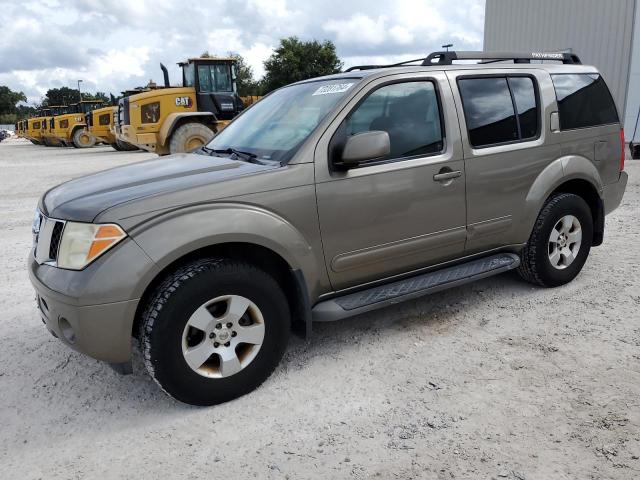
[345,50,582,71]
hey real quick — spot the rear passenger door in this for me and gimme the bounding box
[447,69,555,253]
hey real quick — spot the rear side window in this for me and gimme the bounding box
[458,76,539,148]
[551,74,618,130]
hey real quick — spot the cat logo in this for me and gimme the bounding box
[175,96,193,108]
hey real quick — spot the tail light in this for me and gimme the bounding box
[620,128,625,172]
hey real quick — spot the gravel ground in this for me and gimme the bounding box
[0,138,638,479]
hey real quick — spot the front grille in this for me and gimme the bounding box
[34,214,66,265]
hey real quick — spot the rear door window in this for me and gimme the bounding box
[458,77,518,147]
[458,75,540,148]
[551,73,619,130]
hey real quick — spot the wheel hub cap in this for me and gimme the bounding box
[548,215,582,270]
[181,295,265,378]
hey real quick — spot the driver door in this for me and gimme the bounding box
[314,72,467,290]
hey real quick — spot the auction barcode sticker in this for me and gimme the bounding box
[312,83,354,95]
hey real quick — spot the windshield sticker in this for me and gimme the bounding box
[312,83,354,96]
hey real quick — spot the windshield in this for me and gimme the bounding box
[207,79,358,163]
[198,64,233,92]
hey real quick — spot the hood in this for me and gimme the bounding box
[42,152,277,222]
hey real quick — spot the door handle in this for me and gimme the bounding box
[433,170,462,182]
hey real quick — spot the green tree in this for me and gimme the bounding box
[82,91,109,102]
[43,87,82,106]
[228,53,260,96]
[0,86,27,115]
[262,37,343,93]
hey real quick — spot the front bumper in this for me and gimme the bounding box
[603,171,628,215]
[28,238,159,364]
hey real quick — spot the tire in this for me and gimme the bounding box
[518,193,593,287]
[72,129,96,148]
[141,258,290,406]
[113,139,138,151]
[168,122,215,155]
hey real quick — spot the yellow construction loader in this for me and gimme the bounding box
[46,101,104,148]
[86,105,117,146]
[87,93,141,151]
[25,108,52,145]
[115,57,259,155]
[41,106,68,146]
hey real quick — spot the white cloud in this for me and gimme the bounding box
[2,0,485,104]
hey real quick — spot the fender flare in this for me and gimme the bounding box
[521,155,604,243]
[129,202,323,301]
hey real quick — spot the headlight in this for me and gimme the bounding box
[57,222,127,270]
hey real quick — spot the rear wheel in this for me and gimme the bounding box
[518,193,593,287]
[72,129,96,148]
[141,258,290,406]
[168,122,215,155]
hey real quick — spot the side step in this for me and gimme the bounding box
[312,253,520,322]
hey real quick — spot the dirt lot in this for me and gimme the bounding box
[0,137,638,479]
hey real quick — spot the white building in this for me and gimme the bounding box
[484,0,640,142]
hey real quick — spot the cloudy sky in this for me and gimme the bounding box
[1,0,485,105]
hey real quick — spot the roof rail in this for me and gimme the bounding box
[423,51,582,65]
[345,50,582,71]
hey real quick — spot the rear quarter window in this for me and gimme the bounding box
[551,74,619,130]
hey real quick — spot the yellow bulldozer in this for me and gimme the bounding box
[115,57,259,155]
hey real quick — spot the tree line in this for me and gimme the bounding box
[0,36,343,123]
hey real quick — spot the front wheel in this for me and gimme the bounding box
[140,258,290,406]
[72,129,96,148]
[518,193,593,287]
[168,123,215,155]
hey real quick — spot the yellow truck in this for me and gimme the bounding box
[116,57,255,155]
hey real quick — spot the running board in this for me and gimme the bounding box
[312,253,520,322]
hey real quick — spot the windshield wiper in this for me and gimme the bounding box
[225,148,259,162]
[201,146,274,165]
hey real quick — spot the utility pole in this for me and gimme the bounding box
[77,80,83,102]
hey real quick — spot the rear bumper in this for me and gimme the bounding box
[603,171,628,215]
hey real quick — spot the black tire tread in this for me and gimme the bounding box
[517,193,584,287]
[140,257,287,402]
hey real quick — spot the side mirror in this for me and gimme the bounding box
[340,131,390,166]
